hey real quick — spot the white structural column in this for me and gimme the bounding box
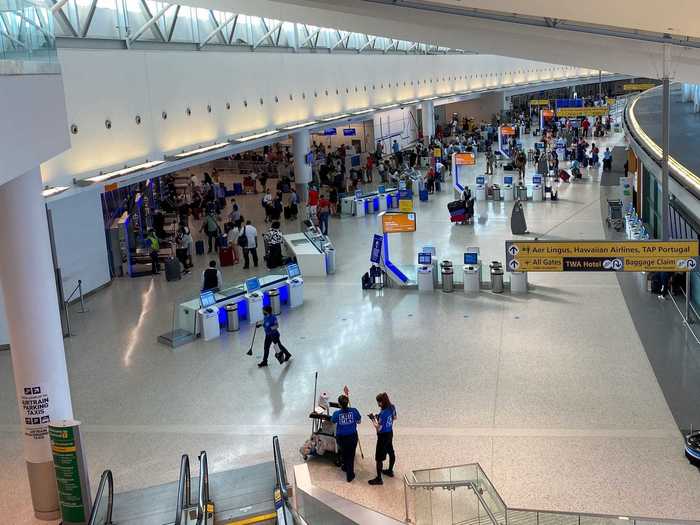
[694,85,700,113]
[420,100,435,143]
[292,129,312,203]
[0,167,74,520]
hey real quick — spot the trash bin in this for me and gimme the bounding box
[491,185,501,201]
[441,261,454,293]
[517,185,528,201]
[325,244,336,275]
[225,304,239,332]
[490,261,504,293]
[268,289,281,315]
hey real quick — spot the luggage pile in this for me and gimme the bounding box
[448,200,467,223]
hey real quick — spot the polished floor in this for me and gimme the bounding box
[1,131,699,524]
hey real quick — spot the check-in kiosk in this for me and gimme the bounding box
[422,245,438,288]
[287,263,304,308]
[378,186,388,212]
[417,252,434,292]
[475,176,487,202]
[198,291,221,341]
[532,175,544,202]
[355,189,366,217]
[502,175,515,202]
[462,249,481,293]
[245,277,264,325]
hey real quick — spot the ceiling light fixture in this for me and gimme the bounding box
[42,186,70,198]
[283,121,319,130]
[235,130,279,142]
[378,104,399,110]
[351,109,375,115]
[85,160,164,184]
[174,142,229,158]
[321,114,350,121]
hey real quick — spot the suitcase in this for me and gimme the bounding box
[419,189,429,202]
[450,214,466,223]
[219,246,234,267]
[449,208,466,217]
[559,169,571,182]
[217,234,228,248]
[165,257,181,281]
[195,240,205,255]
[233,182,243,195]
[448,200,464,212]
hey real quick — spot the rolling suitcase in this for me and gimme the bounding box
[448,200,464,212]
[195,239,205,255]
[419,189,429,202]
[450,214,466,223]
[219,246,234,267]
[165,257,181,281]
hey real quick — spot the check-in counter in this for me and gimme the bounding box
[283,232,328,277]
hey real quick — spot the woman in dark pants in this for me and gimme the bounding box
[331,395,362,482]
[368,392,397,485]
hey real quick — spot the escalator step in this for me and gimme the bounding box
[223,512,277,525]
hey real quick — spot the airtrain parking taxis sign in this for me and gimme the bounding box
[505,240,699,273]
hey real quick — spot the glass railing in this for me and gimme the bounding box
[404,463,700,525]
[87,470,114,525]
[0,0,59,74]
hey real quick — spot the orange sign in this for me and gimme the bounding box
[541,109,555,119]
[500,126,516,136]
[104,183,118,192]
[381,212,416,233]
[454,153,476,166]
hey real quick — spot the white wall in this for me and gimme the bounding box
[441,93,507,124]
[47,188,111,299]
[41,48,594,187]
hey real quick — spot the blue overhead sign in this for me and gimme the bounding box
[343,128,357,136]
[370,234,383,264]
[323,128,337,136]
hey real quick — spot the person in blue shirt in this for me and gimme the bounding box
[257,305,291,367]
[331,395,362,482]
[368,392,397,485]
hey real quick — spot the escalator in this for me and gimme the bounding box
[87,444,282,525]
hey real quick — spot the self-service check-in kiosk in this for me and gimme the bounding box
[532,175,544,202]
[462,248,481,293]
[475,176,487,201]
[417,252,434,292]
[502,175,515,202]
[378,186,388,211]
[198,291,221,341]
[422,245,438,288]
[287,263,304,308]
[354,190,366,217]
[245,277,264,325]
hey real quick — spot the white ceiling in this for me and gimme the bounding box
[411,0,699,39]
[183,0,700,83]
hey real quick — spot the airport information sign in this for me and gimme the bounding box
[555,106,609,117]
[624,83,656,91]
[381,212,416,233]
[505,240,699,273]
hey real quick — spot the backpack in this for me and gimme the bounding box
[237,228,248,248]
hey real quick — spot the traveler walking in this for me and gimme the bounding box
[201,212,220,254]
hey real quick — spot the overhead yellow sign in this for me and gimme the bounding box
[505,240,699,273]
[624,83,656,91]
[528,99,550,106]
[556,107,609,117]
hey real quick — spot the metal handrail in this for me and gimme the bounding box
[667,288,700,345]
[272,435,288,499]
[87,470,114,525]
[197,451,210,524]
[174,454,191,525]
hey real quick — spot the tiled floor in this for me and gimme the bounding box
[1,131,699,524]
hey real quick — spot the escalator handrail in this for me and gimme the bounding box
[175,454,191,525]
[272,435,289,499]
[87,470,114,525]
[197,450,210,524]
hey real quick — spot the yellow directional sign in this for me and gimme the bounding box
[556,107,609,117]
[528,99,550,106]
[505,240,699,273]
[624,83,656,92]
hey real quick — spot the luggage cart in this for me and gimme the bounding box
[300,373,339,461]
[606,199,624,232]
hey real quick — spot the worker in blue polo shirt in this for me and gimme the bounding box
[331,395,362,482]
[368,392,397,485]
[257,305,292,367]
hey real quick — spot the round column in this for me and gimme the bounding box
[420,100,435,144]
[0,167,74,520]
[292,129,312,203]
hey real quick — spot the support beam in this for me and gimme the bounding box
[331,32,350,51]
[166,4,180,43]
[16,11,54,41]
[0,28,26,48]
[48,0,77,37]
[661,44,671,240]
[227,13,238,45]
[207,10,226,44]
[126,3,172,46]
[299,27,320,48]
[139,0,165,42]
[199,13,237,49]
[79,0,98,38]
[253,20,282,49]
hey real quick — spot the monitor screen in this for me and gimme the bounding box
[464,252,478,265]
[476,176,485,185]
[245,277,261,293]
[503,176,513,185]
[200,291,216,308]
[305,151,314,164]
[287,263,301,279]
[351,155,361,167]
[377,185,386,193]
[418,252,432,265]
[323,127,337,136]
[532,176,542,184]
[343,128,357,136]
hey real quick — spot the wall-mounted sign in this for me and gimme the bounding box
[556,107,609,118]
[382,212,416,233]
[343,128,357,136]
[454,152,476,165]
[370,234,383,264]
[323,128,337,136]
[505,240,699,272]
[500,126,516,136]
[624,83,656,92]
[528,99,550,106]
